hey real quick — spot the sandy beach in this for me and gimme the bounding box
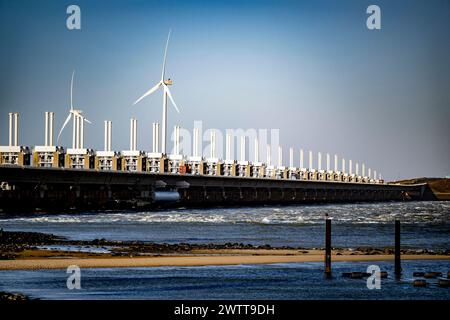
[1,249,449,270]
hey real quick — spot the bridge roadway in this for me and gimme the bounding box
[0,166,428,212]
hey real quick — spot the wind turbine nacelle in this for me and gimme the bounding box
[164,79,173,85]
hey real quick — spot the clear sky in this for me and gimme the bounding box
[0,0,449,180]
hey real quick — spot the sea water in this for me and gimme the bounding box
[0,260,449,300]
[0,201,449,300]
[1,201,448,249]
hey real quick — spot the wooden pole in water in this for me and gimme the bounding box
[325,218,332,277]
[395,219,401,277]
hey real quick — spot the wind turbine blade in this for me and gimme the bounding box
[161,29,172,81]
[70,70,75,110]
[57,113,72,143]
[83,118,92,124]
[133,82,162,105]
[163,84,180,114]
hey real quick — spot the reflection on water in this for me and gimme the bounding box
[0,260,449,300]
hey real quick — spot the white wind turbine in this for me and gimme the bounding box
[57,70,92,148]
[133,29,180,154]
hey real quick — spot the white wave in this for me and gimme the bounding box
[261,217,271,224]
[1,201,448,226]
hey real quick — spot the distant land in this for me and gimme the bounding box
[393,178,450,201]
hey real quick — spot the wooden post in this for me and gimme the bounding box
[325,218,332,277]
[395,219,401,277]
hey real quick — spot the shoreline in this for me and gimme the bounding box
[1,252,449,271]
[1,231,449,271]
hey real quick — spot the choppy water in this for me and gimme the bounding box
[1,201,449,249]
[0,260,449,300]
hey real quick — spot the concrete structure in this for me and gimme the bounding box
[34,145,64,168]
[221,133,236,177]
[299,168,309,180]
[318,170,327,181]
[0,113,31,166]
[325,170,333,181]
[95,121,121,170]
[1,112,386,186]
[0,166,428,212]
[121,118,146,172]
[274,146,287,179]
[334,171,343,182]
[318,152,322,171]
[167,126,185,174]
[187,128,204,175]
[251,138,265,178]
[0,107,404,211]
[237,136,251,177]
[65,149,94,169]
[288,147,299,180]
[309,169,318,181]
[33,112,65,168]
[326,153,330,172]
[1,109,391,212]
[65,108,94,169]
[147,122,167,173]
[300,149,304,170]
[223,159,236,177]
[205,131,222,176]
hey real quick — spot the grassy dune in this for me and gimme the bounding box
[394,177,450,200]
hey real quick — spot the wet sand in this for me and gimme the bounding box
[1,231,448,271]
[1,249,448,270]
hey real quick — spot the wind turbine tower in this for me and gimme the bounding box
[133,30,181,155]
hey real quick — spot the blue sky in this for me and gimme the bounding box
[0,0,449,180]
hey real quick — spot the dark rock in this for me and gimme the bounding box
[413,280,427,287]
[0,231,64,247]
[342,272,351,278]
[438,279,450,288]
[351,272,363,279]
[424,272,442,278]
